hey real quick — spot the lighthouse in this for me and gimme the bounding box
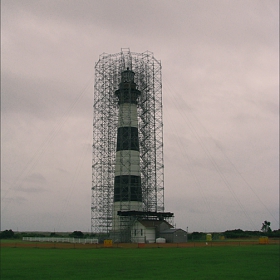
[92,50,170,240]
[112,68,143,232]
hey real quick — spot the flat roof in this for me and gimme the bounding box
[117,210,174,218]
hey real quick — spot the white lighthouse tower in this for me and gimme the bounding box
[112,68,143,237]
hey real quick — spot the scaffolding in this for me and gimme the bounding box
[91,49,165,238]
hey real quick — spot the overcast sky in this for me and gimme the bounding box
[1,0,279,233]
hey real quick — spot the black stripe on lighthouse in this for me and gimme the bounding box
[116,127,139,151]
[114,175,142,202]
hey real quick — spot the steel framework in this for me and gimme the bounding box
[91,49,164,236]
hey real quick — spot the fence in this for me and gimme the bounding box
[22,237,99,244]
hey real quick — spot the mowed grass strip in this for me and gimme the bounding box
[1,245,279,280]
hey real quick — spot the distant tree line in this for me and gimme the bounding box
[1,225,280,240]
[187,228,280,240]
[222,229,280,238]
[0,230,96,239]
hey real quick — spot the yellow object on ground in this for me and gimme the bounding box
[259,237,269,244]
[104,239,113,247]
[206,234,212,241]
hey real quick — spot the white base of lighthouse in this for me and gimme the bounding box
[112,201,143,231]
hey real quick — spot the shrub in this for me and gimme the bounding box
[69,231,84,238]
[0,229,15,239]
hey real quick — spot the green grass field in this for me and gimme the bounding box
[1,245,279,279]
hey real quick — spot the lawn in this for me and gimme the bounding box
[1,245,279,279]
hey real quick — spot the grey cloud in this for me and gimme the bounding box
[14,185,47,193]
[14,173,47,193]
[23,173,47,184]
[2,196,28,204]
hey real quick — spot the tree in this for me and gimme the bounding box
[0,229,14,239]
[69,231,84,238]
[261,221,272,233]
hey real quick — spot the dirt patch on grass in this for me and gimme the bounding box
[1,239,279,249]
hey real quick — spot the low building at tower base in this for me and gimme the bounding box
[110,210,178,243]
[160,228,188,243]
